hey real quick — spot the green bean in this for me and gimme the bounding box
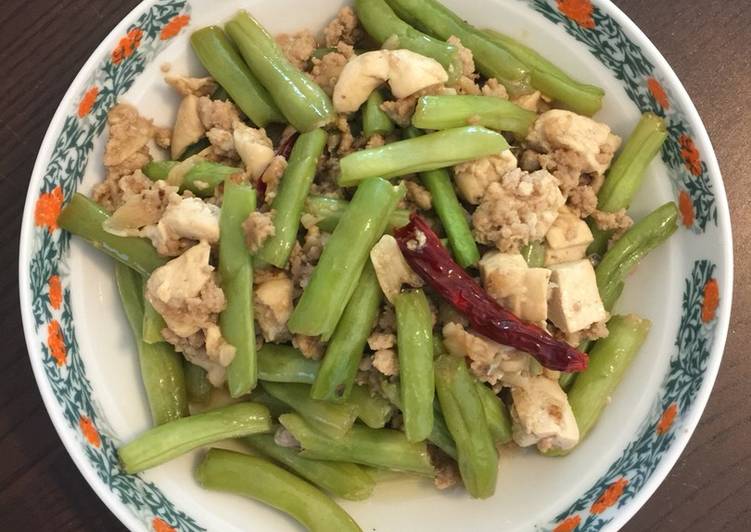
[349,384,393,429]
[249,389,291,418]
[412,95,536,137]
[596,202,678,311]
[280,413,434,476]
[385,0,530,94]
[435,354,497,498]
[310,263,382,401]
[483,29,604,116]
[218,181,257,397]
[568,315,650,443]
[355,0,462,82]
[183,161,242,197]
[395,289,434,442]
[404,127,479,267]
[312,47,336,59]
[119,403,270,473]
[520,241,545,268]
[226,12,335,132]
[245,434,375,500]
[115,264,188,425]
[142,160,178,180]
[196,449,361,531]
[558,371,577,391]
[475,383,512,445]
[142,298,166,344]
[288,177,405,339]
[303,195,410,233]
[338,126,508,186]
[191,27,283,126]
[258,344,319,384]
[262,382,358,439]
[184,361,212,405]
[589,113,668,256]
[257,129,327,267]
[362,90,395,137]
[58,194,167,276]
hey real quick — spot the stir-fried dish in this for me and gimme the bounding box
[58,0,678,529]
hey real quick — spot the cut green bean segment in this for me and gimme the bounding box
[218,181,257,397]
[178,138,211,161]
[183,161,242,197]
[262,382,358,439]
[385,0,530,94]
[280,413,434,476]
[196,449,361,532]
[311,263,382,402]
[142,160,178,180]
[58,194,167,276]
[567,315,651,444]
[303,195,410,233]
[475,383,512,445]
[245,434,375,501]
[190,26,283,126]
[558,371,577,391]
[395,289,435,442]
[355,0,462,82]
[362,90,395,137]
[226,12,335,132]
[184,361,212,405]
[249,389,291,418]
[412,95,537,137]
[289,177,405,339]
[258,344,320,384]
[404,127,479,267]
[589,113,668,256]
[142,298,166,344]
[119,403,271,473]
[483,29,604,116]
[338,126,508,186]
[435,354,497,499]
[520,241,545,268]
[257,129,328,267]
[349,384,393,429]
[596,202,678,311]
[115,264,188,425]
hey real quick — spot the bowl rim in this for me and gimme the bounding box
[17,0,733,531]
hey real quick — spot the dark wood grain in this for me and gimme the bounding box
[0,1,747,530]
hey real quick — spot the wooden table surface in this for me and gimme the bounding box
[1,0,747,530]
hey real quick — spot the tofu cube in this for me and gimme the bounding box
[544,211,594,266]
[548,259,606,333]
[480,251,551,322]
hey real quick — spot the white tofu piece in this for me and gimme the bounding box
[511,375,579,452]
[370,234,423,303]
[479,251,551,322]
[544,210,594,266]
[548,259,606,333]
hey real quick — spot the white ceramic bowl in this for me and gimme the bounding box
[19,0,732,530]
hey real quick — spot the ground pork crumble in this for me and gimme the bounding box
[276,30,317,70]
[322,6,361,47]
[242,211,276,253]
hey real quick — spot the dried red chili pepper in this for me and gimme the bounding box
[394,215,588,372]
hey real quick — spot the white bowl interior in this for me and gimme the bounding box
[21,0,731,530]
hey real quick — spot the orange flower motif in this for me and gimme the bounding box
[656,403,678,435]
[647,78,669,109]
[49,275,62,310]
[679,134,702,176]
[48,320,67,366]
[591,477,628,514]
[34,186,63,232]
[678,190,694,228]
[152,517,176,532]
[557,0,595,29]
[160,14,190,40]
[112,27,143,65]
[702,278,720,323]
[79,416,101,447]
[77,86,99,118]
[553,515,581,532]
